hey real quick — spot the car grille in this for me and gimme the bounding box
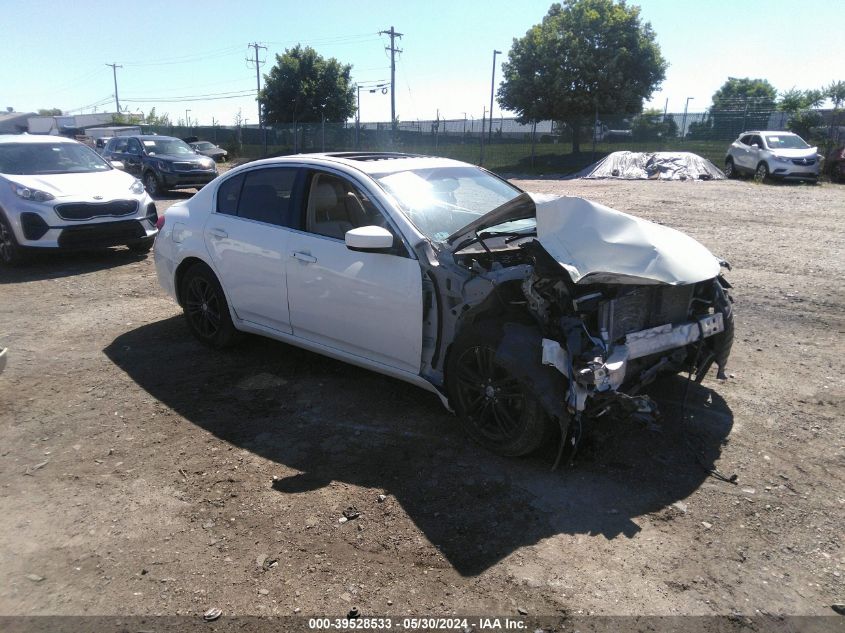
[58,220,146,249]
[55,200,138,221]
[173,162,208,171]
[791,158,816,166]
[599,284,695,343]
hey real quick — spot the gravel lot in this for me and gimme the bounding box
[0,176,842,621]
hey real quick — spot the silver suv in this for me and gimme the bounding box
[725,131,819,182]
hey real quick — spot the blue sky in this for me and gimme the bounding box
[3,0,842,125]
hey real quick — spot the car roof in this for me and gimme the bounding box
[0,134,80,145]
[115,135,181,141]
[240,152,475,176]
[741,130,798,136]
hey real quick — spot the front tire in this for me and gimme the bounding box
[446,322,553,457]
[180,263,238,348]
[0,213,27,266]
[143,171,163,197]
[755,162,770,183]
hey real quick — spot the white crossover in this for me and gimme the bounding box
[0,134,157,265]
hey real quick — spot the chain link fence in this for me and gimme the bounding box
[146,107,842,174]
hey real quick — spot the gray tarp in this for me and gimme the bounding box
[570,151,725,181]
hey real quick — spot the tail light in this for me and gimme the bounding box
[156,214,166,230]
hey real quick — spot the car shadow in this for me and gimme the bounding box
[152,189,195,201]
[104,316,735,577]
[0,248,150,284]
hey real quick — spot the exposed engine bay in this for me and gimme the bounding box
[416,194,734,457]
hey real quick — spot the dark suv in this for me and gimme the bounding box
[102,135,218,196]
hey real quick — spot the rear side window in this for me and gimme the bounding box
[216,173,244,216]
[215,167,300,227]
[237,167,298,226]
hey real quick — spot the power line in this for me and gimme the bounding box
[121,92,255,104]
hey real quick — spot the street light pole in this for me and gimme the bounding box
[681,97,694,140]
[185,109,191,128]
[488,49,502,144]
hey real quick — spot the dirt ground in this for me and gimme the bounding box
[0,176,843,622]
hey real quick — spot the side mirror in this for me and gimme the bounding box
[110,160,125,171]
[345,226,393,252]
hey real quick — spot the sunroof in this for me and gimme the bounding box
[325,152,421,162]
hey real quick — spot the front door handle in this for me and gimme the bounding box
[208,228,228,239]
[292,251,317,264]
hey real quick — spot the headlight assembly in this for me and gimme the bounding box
[9,182,54,202]
[130,179,145,194]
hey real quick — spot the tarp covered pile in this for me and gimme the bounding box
[570,151,725,181]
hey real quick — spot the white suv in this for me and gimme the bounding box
[0,134,157,265]
[725,131,819,182]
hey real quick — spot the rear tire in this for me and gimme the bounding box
[724,158,737,179]
[180,263,238,349]
[128,239,153,254]
[446,322,553,457]
[0,213,27,266]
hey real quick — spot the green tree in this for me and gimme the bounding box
[37,108,62,116]
[631,108,677,141]
[706,78,778,139]
[259,45,356,125]
[497,0,667,152]
[778,88,825,143]
[145,107,171,126]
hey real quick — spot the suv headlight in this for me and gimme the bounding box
[200,157,215,169]
[157,160,172,173]
[130,179,145,195]
[9,182,55,202]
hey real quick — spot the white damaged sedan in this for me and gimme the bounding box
[154,152,733,457]
[0,134,158,265]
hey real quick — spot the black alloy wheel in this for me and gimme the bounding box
[181,264,238,348]
[447,323,552,457]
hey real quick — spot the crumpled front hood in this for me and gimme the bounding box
[533,193,721,285]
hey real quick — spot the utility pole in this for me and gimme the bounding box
[185,109,191,127]
[247,42,268,154]
[682,96,694,141]
[379,26,403,135]
[488,50,501,143]
[105,63,123,114]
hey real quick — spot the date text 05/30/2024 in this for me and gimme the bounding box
[308,617,527,630]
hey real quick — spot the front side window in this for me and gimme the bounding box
[305,172,390,240]
[373,166,523,241]
[112,138,128,153]
[126,139,142,154]
[0,142,112,175]
[739,135,754,146]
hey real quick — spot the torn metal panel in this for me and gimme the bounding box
[533,195,721,286]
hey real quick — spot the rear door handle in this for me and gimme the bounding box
[292,251,317,264]
[208,228,228,239]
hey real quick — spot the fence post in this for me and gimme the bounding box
[530,120,537,168]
